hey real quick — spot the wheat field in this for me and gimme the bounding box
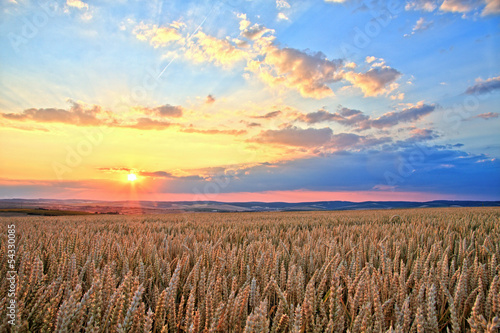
[1,207,499,332]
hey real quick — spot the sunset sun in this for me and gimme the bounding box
[127,173,137,182]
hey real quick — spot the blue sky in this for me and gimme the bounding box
[0,0,499,202]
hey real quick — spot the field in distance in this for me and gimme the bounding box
[1,207,499,332]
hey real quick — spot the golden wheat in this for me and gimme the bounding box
[1,207,499,332]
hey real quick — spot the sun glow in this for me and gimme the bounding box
[127,173,137,181]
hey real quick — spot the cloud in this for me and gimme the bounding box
[365,56,377,63]
[133,23,183,48]
[205,95,216,104]
[296,109,340,124]
[411,17,433,34]
[370,102,436,129]
[405,0,495,14]
[277,13,289,21]
[98,167,205,181]
[135,104,183,117]
[390,93,405,100]
[98,167,133,173]
[138,171,204,181]
[240,120,262,127]
[4,144,498,199]
[295,104,435,130]
[1,100,110,126]
[140,146,500,199]
[122,118,174,130]
[471,112,500,120]
[405,0,440,11]
[134,21,247,67]
[240,23,273,40]
[66,0,88,10]
[465,75,500,95]
[132,14,403,100]
[344,66,401,97]
[181,127,247,136]
[297,107,370,126]
[250,110,282,119]
[325,133,391,151]
[251,126,333,147]
[483,0,500,15]
[406,128,439,142]
[440,0,481,13]
[184,31,248,67]
[334,107,370,126]
[276,0,291,9]
[250,47,344,99]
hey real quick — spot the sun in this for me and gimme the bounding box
[127,173,137,182]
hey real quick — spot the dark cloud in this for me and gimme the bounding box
[138,104,184,117]
[205,94,216,104]
[324,133,392,151]
[240,120,262,127]
[465,76,500,95]
[296,109,340,124]
[250,110,282,119]
[297,107,370,126]
[138,171,205,181]
[295,104,434,131]
[4,146,499,200]
[251,126,333,147]
[146,146,500,199]
[370,103,436,129]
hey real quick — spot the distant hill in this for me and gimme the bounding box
[0,198,498,215]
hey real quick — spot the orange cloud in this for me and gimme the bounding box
[1,100,112,126]
[250,47,344,99]
[483,0,500,15]
[344,66,401,97]
[440,0,477,13]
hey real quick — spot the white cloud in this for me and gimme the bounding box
[405,0,439,11]
[277,12,290,21]
[413,17,433,32]
[66,0,88,10]
[276,0,291,9]
[184,31,248,67]
[365,56,377,63]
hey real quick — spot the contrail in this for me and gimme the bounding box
[157,5,216,79]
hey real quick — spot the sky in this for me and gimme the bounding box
[0,0,499,202]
